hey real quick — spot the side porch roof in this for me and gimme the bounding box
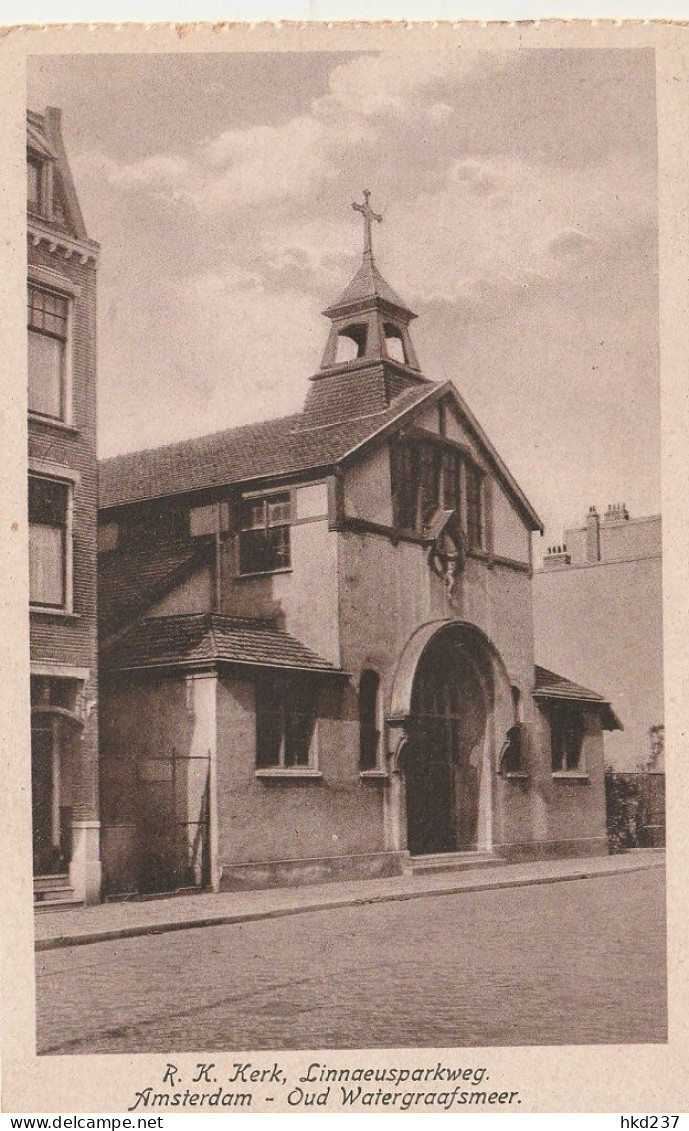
[534,665,623,731]
[99,538,214,641]
[101,611,345,678]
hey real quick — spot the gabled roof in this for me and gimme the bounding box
[102,612,343,676]
[99,539,214,640]
[534,665,623,731]
[98,382,436,510]
[99,377,543,531]
[27,106,91,244]
[439,382,542,533]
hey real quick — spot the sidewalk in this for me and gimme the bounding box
[35,848,664,952]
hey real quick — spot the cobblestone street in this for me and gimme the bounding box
[36,867,666,1055]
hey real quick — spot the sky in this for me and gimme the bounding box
[28,48,660,544]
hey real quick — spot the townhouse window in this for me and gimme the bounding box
[29,475,70,609]
[359,669,382,770]
[256,674,317,769]
[28,285,69,421]
[550,702,585,773]
[239,491,291,575]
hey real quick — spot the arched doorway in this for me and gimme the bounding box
[402,629,490,855]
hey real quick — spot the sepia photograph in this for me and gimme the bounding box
[3,22,683,1112]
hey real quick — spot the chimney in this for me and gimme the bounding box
[542,543,571,570]
[44,106,63,147]
[586,505,601,563]
[603,502,630,525]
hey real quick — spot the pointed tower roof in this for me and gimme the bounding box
[299,191,428,431]
[324,189,416,318]
[324,254,415,318]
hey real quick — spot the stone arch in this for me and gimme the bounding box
[389,620,511,736]
[386,619,514,856]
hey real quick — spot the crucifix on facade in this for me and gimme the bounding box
[352,189,382,257]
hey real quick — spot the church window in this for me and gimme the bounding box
[29,474,71,609]
[550,702,585,773]
[418,443,441,527]
[390,439,417,530]
[466,462,484,549]
[499,686,525,774]
[239,491,291,575]
[391,436,484,548]
[256,674,317,769]
[359,669,382,770]
[28,285,70,421]
[441,448,461,515]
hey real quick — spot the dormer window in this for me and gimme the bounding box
[27,151,55,220]
[28,155,43,213]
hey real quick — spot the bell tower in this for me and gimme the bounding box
[299,191,430,431]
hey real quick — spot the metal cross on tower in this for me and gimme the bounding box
[352,189,382,258]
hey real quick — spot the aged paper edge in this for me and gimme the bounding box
[0,20,687,1115]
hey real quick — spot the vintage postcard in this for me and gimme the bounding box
[0,19,687,1115]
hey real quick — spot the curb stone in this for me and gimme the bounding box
[35,856,664,953]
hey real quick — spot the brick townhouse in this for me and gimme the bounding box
[27,107,101,905]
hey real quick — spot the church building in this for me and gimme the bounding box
[97,193,621,896]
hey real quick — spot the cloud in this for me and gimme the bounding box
[547,228,598,262]
[316,52,446,117]
[105,152,193,189]
[315,51,511,120]
[195,115,335,211]
[84,53,514,219]
[80,47,656,497]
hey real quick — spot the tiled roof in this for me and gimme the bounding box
[102,612,343,676]
[534,665,622,730]
[99,539,213,639]
[299,362,429,430]
[324,255,413,315]
[98,382,437,510]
